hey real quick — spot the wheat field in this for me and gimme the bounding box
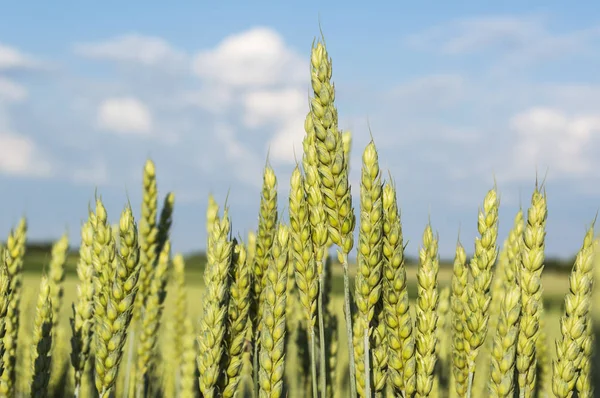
[0,32,598,398]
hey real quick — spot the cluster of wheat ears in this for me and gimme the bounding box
[0,34,598,398]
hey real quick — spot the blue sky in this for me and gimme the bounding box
[0,1,599,260]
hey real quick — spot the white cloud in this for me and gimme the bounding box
[0,132,52,177]
[74,34,187,70]
[97,97,153,134]
[503,107,600,181]
[192,27,306,88]
[242,88,305,128]
[267,116,306,164]
[0,43,41,70]
[0,78,27,102]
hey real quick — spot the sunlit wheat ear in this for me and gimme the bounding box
[517,185,547,398]
[353,141,384,398]
[197,207,233,398]
[253,165,278,324]
[382,180,411,396]
[465,187,499,389]
[171,253,188,396]
[382,179,415,398]
[222,241,252,398]
[450,239,468,397]
[133,159,159,322]
[179,316,198,398]
[30,275,53,397]
[0,217,27,396]
[206,194,219,239]
[305,36,356,397]
[258,224,290,398]
[505,209,524,289]
[70,216,95,397]
[94,205,141,398]
[289,165,319,398]
[434,285,451,394]
[488,283,520,398]
[552,222,595,398]
[48,233,69,330]
[136,240,171,395]
[0,258,9,378]
[415,224,439,398]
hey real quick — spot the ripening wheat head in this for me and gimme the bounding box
[516,186,547,398]
[552,222,596,398]
[198,206,233,398]
[353,141,384,397]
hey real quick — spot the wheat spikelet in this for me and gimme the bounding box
[258,224,290,398]
[488,283,520,398]
[536,306,550,398]
[222,241,252,397]
[198,206,233,398]
[136,240,171,396]
[381,180,415,397]
[133,159,159,322]
[29,276,53,398]
[48,233,69,330]
[171,253,188,395]
[289,165,319,397]
[0,258,9,378]
[253,166,278,322]
[94,205,141,397]
[156,192,175,261]
[434,285,451,395]
[465,188,499,389]
[70,216,96,396]
[0,217,27,397]
[517,186,547,398]
[207,194,219,241]
[415,223,439,398]
[505,209,524,288]
[450,240,468,397]
[179,316,198,398]
[306,36,356,397]
[353,141,384,397]
[552,222,595,398]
